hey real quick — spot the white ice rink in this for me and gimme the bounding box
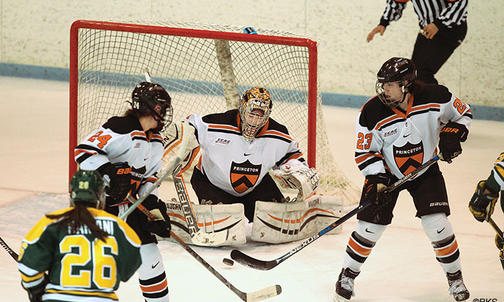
[1,76,503,301]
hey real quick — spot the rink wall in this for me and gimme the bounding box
[0,0,502,120]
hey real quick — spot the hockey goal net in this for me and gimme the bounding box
[69,20,358,203]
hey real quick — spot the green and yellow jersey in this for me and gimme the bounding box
[18,207,141,302]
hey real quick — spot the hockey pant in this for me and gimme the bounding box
[138,243,170,302]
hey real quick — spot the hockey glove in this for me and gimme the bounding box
[438,122,468,163]
[469,180,499,222]
[22,273,48,302]
[98,162,132,204]
[272,164,319,201]
[363,173,392,205]
[144,196,171,238]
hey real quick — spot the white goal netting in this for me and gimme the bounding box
[70,20,359,204]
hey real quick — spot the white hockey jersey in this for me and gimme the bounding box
[355,84,472,179]
[186,109,306,197]
[74,115,164,198]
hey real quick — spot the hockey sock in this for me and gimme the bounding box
[343,220,386,272]
[421,213,462,274]
[138,243,170,302]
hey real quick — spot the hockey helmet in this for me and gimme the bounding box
[131,82,173,130]
[70,170,106,209]
[239,87,272,142]
[376,57,416,106]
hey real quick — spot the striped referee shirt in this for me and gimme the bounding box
[379,0,468,29]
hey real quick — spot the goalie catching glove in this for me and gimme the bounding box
[438,122,468,163]
[272,163,319,201]
[469,180,499,222]
[143,195,171,238]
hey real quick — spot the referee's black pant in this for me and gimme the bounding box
[412,22,467,84]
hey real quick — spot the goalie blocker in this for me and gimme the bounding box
[160,194,347,246]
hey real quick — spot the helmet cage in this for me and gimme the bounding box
[239,87,272,142]
[376,57,416,107]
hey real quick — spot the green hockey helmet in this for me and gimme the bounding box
[69,170,106,208]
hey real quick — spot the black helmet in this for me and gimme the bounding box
[131,82,173,130]
[376,57,416,106]
[69,170,105,208]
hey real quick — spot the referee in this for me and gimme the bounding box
[367,0,468,84]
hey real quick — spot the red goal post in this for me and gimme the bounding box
[69,20,357,201]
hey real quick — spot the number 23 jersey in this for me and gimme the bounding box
[355,84,472,179]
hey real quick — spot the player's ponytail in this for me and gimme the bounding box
[46,205,109,242]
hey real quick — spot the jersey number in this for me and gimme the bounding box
[60,235,118,289]
[356,132,373,150]
[453,99,467,115]
[88,131,112,149]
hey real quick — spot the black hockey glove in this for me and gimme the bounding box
[363,173,393,205]
[438,122,468,163]
[469,180,499,222]
[98,162,132,204]
[22,273,48,302]
[144,195,171,238]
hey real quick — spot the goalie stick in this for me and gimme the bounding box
[0,236,18,261]
[172,155,228,246]
[230,155,440,270]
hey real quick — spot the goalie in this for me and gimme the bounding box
[170,86,319,222]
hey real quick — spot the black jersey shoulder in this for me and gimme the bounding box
[202,109,239,127]
[265,117,289,134]
[359,96,396,130]
[102,115,143,134]
[413,84,452,106]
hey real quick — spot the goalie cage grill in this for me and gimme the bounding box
[69,20,359,205]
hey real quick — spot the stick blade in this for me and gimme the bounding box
[191,229,228,246]
[230,250,278,271]
[246,285,282,302]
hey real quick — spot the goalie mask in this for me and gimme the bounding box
[375,57,416,107]
[239,87,272,142]
[131,82,173,132]
[70,170,106,209]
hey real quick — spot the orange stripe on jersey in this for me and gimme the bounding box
[355,153,383,164]
[74,149,96,157]
[435,240,458,257]
[259,129,293,141]
[163,122,187,158]
[283,153,303,164]
[150,133,163,141]
[143,177,158,184]
[177,147,200,176]
[410,103,440,113]
[140,279,168,293]
[208,124,240,132]
[374,114,403,131]
[348,237,372,256]
[255,120,270,137]
[131,131,146,138]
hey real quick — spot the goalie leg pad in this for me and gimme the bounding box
[251,194,346,244]
[163,200,246,246]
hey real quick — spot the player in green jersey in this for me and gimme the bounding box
[18,170,142,302]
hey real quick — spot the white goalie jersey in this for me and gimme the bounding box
[180,109,308,197]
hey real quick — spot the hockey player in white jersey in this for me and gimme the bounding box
[74,82,172,301]
[469,152,504,268]
[334,57,471,301]
[184,86,318,222]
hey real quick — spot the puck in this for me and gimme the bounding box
[222,258,234,266]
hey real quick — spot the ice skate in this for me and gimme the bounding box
[334,268,359,301]
[447,270,470,301]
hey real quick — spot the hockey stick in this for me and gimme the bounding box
[132,198,281,301]
[172,159,228,246]
[230,155,440,270]
[0,236,19,261]
[488,218,504,270]
[170,231,281,301]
